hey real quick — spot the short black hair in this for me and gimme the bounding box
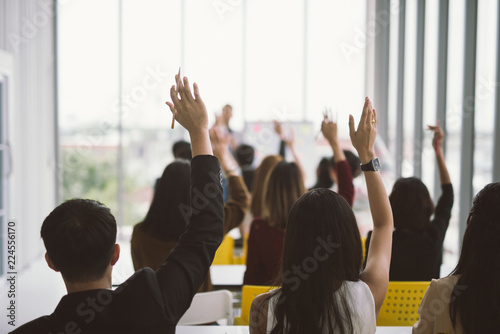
[41,199,117,283]
[331,150,361,178]
[389,177,434,231]
[236,144,255,167]
[172,140,192,160]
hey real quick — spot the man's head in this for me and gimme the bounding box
[172,140,192,160]
[41,199,118,283]
[235,144,255,167]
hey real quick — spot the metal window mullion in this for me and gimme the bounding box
[434,0,449,199]
[493,1,500,182]
[395,0,406,178]
[374,0,390,145]
[413,0,425,178]
[458,0,478,244]
[302,0,308,122]
[117,0,124,231]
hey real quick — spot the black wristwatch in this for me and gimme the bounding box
[361,158,380,172]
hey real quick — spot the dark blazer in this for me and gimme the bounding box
[11,155,224,334]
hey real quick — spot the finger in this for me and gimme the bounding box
[175,74,184,97]
[372,108,377,128]
[349,114,356,138]
[165,101,175,113]
[359,97,369,127]
[193,82,202,100]
[179,77,194,102]
[365,99,373,126]
[170,85,181,106]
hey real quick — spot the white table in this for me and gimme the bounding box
[175,326,412,333]
[210,265,246,288]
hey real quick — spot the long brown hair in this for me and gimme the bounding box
[250,155,283,218]
[266,189,362,333]
[449,182,500,333]
[263,161,306,229]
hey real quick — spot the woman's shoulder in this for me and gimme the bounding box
[343,280,375,305]
[250,218,274,231]
[428,275,461,292]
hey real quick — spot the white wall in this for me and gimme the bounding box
[0,0,57,271]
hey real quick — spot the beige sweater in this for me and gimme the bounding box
[413,275,464,334]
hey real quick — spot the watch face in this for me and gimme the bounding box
[373,158,380,170]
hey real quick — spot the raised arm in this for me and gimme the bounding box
[210,127,251,235]
[352,98,393,316]
[161,76,224,323]
[278,125,306,182]
[321,115,354,206]
[428,123,451,185]
[427,123,453,240]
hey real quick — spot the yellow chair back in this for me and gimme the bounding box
[212,235,234,265]
[234,285,277,325]
[361,236,367,263]
[377,281,430,326]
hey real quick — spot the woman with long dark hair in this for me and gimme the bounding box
[364,124,453,281]
[249,97,394,333]
[413,182,500,333]
[131,129,250,292]
[243,160,306,285]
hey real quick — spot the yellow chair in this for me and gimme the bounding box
[377,281,430,326]
[233,233,249,264]
[234,285,277,325]
[212,235,234,265]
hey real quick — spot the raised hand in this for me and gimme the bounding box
[273,120,284,138]
[279,127,294,148]
[349,97,377,164]
[427,122,444,154]
[209,126,230,159]
[166,75,208,134]
[209,126,237,174]
[165,75,212,157]
[321,114,338,144]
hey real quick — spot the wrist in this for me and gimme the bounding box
[328,138,339,147]
[358,151,375,165]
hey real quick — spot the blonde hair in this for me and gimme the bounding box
[250,155,283,218]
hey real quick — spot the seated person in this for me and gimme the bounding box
[249,98,393,333]
[172,140,192,160]
[243,160,306,286]
[414,182,500,333]
[364,124,453,281]
[131,127,250,291]
[249,155,283,219]
[11,75,222,334]
[236,144,255,192]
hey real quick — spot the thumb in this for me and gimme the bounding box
[348,114,356,138]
